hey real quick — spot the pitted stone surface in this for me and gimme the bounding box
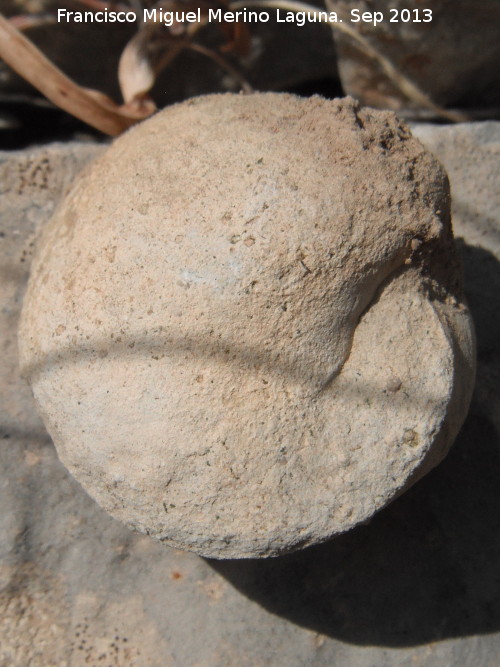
[18,94,475,558]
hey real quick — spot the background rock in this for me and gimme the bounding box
[327,1,500,114]
[1,119,500,664]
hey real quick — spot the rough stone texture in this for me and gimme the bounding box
[18,94,475,558]
[1,120,499,664]
[327,0,500,112]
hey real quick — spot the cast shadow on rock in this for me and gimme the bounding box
[207,241,500,648]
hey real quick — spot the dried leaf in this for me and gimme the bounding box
[119,31,159,105]
[118,0,252,104]
[0,13,155,135]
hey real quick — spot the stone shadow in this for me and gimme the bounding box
[208,242,500,647]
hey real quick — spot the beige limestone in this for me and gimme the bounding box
[18,94,476,558]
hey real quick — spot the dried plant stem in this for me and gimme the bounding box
[188,43,253,93]
[8,14,56,30]
[230,0,468,122]
[0,13,155,135]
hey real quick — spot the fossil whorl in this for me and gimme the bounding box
[19,94,475,558]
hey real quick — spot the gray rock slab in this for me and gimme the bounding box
[1,120,500,665]
[327,1,500,112]
[412,122,500,256]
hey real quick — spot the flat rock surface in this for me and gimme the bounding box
[1,119,499,664]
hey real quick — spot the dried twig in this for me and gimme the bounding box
[8,14,56,30]
[0,13,156,135]
[188,42,253,92]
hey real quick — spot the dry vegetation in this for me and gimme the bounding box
[0,0,466,135]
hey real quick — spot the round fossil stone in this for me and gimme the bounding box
[19,93,475,558]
